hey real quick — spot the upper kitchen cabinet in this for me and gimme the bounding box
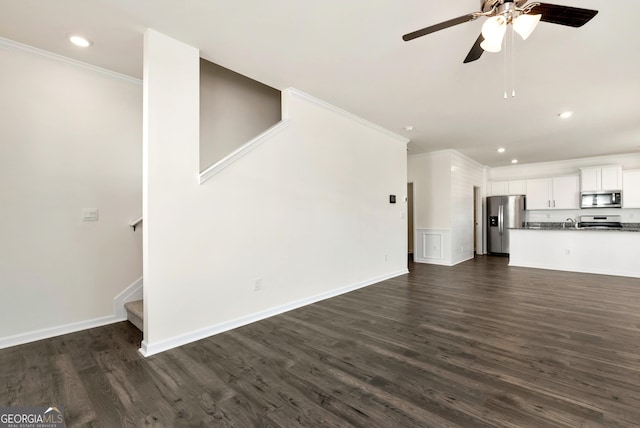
[526,176,580,210]
[580,165,622,192]
[622,170,640,208]
[490,180,526,196]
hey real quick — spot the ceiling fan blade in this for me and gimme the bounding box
[463,34,485,63]
[402,14,477,41]
[529,3,598,27]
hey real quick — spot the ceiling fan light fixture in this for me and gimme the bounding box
[513,13,541,40]
[482,16,507,42]
[481,16,506,52]
[480,39,503,53]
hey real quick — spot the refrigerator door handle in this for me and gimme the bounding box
[498,205,503,235]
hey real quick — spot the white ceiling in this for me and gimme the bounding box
[2,0,639,167]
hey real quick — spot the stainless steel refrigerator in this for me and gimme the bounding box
[487,195,526,255]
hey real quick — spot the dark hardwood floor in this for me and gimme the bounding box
[3,256,640,427]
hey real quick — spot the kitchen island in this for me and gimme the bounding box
[509,225,640,279]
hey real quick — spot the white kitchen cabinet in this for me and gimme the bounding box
[622,169,640,208]
[525,178,552,209]
[553,176,580,209]
[490,180,526,196]
[580,165,622,192]
[525,176,579,210]
[490,181,508,196]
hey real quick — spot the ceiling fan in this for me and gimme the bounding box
[402,0,598,63]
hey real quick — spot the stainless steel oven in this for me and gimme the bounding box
[578,215,623,229]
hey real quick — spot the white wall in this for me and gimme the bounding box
[0,41,143,344]
[408,151,452,229]
[450,151,484,264]
[143,30,408,356]
[408,150,483,266]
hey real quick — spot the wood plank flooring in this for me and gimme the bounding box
[2,256,640,427]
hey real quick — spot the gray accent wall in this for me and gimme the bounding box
[200,59,281,171]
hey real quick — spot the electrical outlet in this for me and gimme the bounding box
[384,254,388,262]
[565,249,571,255]
[254,278,262,291]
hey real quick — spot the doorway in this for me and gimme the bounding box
[473,186,481,256]
[407,183,414,261]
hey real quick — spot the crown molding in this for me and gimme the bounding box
[0,36,142,85]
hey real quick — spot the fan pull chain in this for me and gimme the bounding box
[503,29,508,99]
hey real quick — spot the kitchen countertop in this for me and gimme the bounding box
[510,222,640,232]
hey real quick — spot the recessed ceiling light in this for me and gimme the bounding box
[68,34,93,47]
[511,159,518,164]
[403,125,414,132]
[497,147,506,153]
[558,111,573,119]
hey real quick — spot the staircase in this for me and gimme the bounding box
[124,300,143,331]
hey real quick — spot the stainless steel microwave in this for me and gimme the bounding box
[580,191,622,208]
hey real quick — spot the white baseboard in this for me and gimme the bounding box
[139,269,408,357]
[451,254,475,266]
[0,276,143,351]
[414,258,455,266]
[114,276,144,319]
[0,314,124,350]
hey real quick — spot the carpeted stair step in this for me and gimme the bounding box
[124,299,143,332]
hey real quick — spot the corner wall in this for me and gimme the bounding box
[408,150,483,266]
[142,30,408,356]
[450,151,484,264]
[0,39,143,346]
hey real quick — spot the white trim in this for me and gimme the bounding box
[283,88,410,145]
[0,315,123,350]
[139,269,409,357]
[414,258,455,267]
[422,232,443,260]
[408,149,484,168]
[199,120,291,184]
[451,254,476,266]
[113,277,144,319]
[414,228,452,266]
[0,36,142,85]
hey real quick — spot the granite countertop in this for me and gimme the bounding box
[511,222,640,232]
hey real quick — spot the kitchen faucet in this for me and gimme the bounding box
[565,217,577,229]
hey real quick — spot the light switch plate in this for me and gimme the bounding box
[83,208,99,221]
